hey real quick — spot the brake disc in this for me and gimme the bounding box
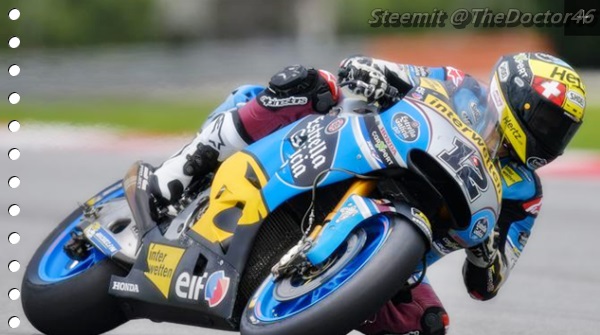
[273,228,367,301]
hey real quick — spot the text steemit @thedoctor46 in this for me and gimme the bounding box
[368,8,597,29]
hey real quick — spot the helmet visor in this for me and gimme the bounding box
[508,84,582,156]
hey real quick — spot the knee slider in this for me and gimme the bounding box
[420,307,449,335]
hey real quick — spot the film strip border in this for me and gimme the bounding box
[6,7,22,331]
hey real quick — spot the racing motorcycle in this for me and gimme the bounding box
[22,78,503,335]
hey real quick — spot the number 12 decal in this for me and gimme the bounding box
[438,137,488,202]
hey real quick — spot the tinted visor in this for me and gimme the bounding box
[507,83,582,155]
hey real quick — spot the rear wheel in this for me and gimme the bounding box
[22,184,128,335]
[241,214,427,335]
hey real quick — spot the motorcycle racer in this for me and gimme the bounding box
[149,53,586,335]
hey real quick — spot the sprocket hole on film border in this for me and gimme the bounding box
[8,120,20,132]
[8,176,20,188]
[9,64,20,77]
[8,232,20,245]
[8,260,20,273]
[8,92,20,104]
[8,36,20,49]
[8,8,21,21]
[8,148,20,160]
[8,316,20,329]
[8,9,22,329]
[8,288,20,301]
[8,204,20,217]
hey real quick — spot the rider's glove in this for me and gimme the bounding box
[462,227,508,300]
[258,65,339,114]
[465,228,499,268]
[338,56,394,104]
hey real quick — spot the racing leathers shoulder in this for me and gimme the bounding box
[202,65,340,157]
[463,159,543,300]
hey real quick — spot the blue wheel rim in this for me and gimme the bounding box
[38,185,124,283]
[252,215,391,322]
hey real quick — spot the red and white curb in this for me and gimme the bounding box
[537,151,600,178]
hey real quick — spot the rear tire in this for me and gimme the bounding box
[22,207,128,335]
[241,214,427,335]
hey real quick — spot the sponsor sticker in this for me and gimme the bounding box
[84,222,121,256]
[371,129,396,166]
[335,203,359,223]
[112,281,140,293]
[513,53,530,78]
[498,61,510,82]
[411,65,430,77]
[513,76,525,87]
[566,90,585,109]
[144,243,186,298]
[175,272,208,301]
[501,165,523,187]
[205,271,231,308]
[501,111,527,161]
[289,117,328,179]
[533,53,563,65]
[411,207,431,230]
[522,197,542,216]
[433,236,462,255]
[391,112,420,142]
[137,164,150,191]
[518,232,530,246]
[260,95,308,108]
[325,117,346,135]
[526,156,548,169]
[446,66,465,87]
[470,217,489,240]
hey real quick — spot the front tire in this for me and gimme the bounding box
[241,214,427,335]
[22,195,128,335]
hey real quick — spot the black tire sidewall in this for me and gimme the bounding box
[241,215,427,335]
[22,206,128,335]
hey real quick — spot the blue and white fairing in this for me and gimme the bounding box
[244,90,502,261]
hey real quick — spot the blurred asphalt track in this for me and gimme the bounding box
[2,126,600,334]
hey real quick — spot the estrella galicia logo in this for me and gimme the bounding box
[282,115,339,187]
[204,271,230,308]
[470,217,489,240]
[391,113,420,142]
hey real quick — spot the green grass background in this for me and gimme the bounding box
[2,99,598,150]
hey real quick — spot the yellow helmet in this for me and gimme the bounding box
[488,52,586,169]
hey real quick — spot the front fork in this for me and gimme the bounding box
[271,179,378,279]
[309,179,378,239]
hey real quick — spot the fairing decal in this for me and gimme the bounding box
[190,151,269,244]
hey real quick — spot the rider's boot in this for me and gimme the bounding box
[149,138,219,206]
[356,282,449,335]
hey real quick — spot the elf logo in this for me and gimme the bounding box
[205,271,231,308]
[175,272,208,301]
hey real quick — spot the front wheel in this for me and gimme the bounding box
[241,214,427,335]
[22,183,128,335]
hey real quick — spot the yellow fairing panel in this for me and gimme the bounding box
[191,151,269,244]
